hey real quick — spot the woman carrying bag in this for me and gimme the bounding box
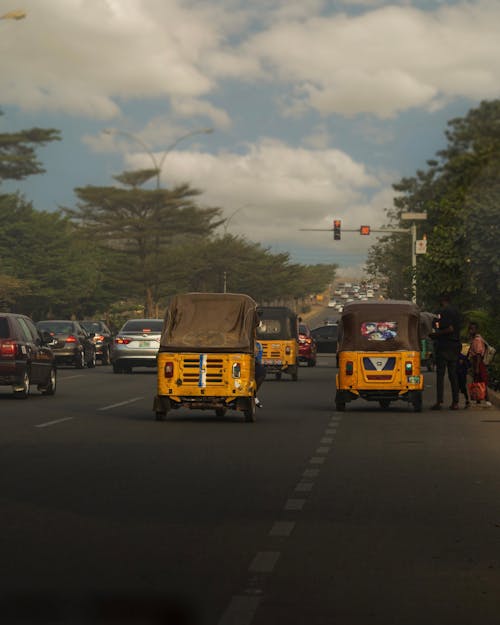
[468,322,492,407]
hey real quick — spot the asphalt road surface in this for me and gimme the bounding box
[2,359,500,625]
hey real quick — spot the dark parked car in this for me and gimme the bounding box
[0,312,57,398]
[111,318,163,373]
[36,320,96,369]
[311,323,339,353]
[80,320,113,365]
[298,322,317,367]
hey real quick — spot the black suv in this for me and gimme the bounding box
[0,312,57,398]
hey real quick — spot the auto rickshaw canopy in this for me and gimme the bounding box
[159,292,258,354]
[337,300,421,352]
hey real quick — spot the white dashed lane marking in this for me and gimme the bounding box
[35,417,74,429]
[249,551,281,573]
[218,596,261,625]
[295,482,314,492]
[98,397,144,411]
[310,456,326,464]
[285,498,306,511]
[269,521,295,537]
[218,414,343,625]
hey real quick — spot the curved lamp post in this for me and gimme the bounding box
[103,127,214,188]
[0,9,27,19]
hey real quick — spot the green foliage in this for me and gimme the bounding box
[0,111,60,182]
[366,99,500,314]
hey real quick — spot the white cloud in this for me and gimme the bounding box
[2,0,498,123]
[245,1,500,117]
[123,139,390,260]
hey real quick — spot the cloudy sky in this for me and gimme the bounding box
[2,0,499,274]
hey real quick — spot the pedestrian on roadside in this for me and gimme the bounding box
[430,293,461,410]
[456,345,470,408]
[468,322,492,407]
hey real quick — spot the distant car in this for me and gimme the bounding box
[311,324,339,353]
[0,312,57,398]
[36,320,96,369]
[111,318,163,373]
[80,320,113,365]
[327,300,336,308]
[298,323,317,367]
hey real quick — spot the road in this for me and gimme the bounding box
[2,359,500,625]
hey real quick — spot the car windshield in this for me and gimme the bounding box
[81,321,104,333]
[121,320,163,334]
[37,321,74,335]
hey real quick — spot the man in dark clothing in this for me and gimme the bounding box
[430,293,461,410]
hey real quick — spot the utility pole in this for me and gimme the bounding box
[300,211,427,303]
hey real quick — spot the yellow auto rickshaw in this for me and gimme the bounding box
[335,300,424,412]
[256,306,299,381]
[153,292,259,422]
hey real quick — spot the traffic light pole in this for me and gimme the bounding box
[301,212,426,304]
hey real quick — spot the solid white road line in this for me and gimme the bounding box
[35,417,74,429]
[98,397,144,411]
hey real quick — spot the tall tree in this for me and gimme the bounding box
[366,99,500,311]
[0,110,60,182]
[66,170,223,315]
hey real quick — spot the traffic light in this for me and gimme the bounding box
[333,219,341,240]
[360,225,371,235]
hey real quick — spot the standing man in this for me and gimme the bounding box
[431,293,461,410]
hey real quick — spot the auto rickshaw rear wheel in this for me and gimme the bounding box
[215,407,227,417]
[244,397,256,422]
[379,400,391,409]
[411,392,423,413]
[335,400,346,412]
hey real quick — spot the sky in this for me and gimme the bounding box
[1,0,499,276]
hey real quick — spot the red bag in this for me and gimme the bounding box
[468,381,486,401]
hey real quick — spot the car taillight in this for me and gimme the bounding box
[0,341,16,357]
[405,361,413,375]
[346,361,354,375]
[164,362,174,378]
[232,362,241,378]
[95,334,105,341]
[65,335,78,343]
[115,337,132,345]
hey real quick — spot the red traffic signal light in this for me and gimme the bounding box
[360,225,371,235]
[333,219,341,240]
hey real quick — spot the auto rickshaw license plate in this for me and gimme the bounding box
[263,358,282,365]
[407,375,420,384]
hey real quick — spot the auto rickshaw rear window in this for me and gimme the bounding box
[361,321,398,341]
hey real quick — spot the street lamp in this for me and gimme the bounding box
[0,9,26,20]
[103,127,214,188]
[223,203,253,234]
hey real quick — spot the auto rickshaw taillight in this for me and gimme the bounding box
[232,362,241,378]
[285,345,291,355]
[405,361,413,375]
[164,362,174,378]
[346,361,354,375]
